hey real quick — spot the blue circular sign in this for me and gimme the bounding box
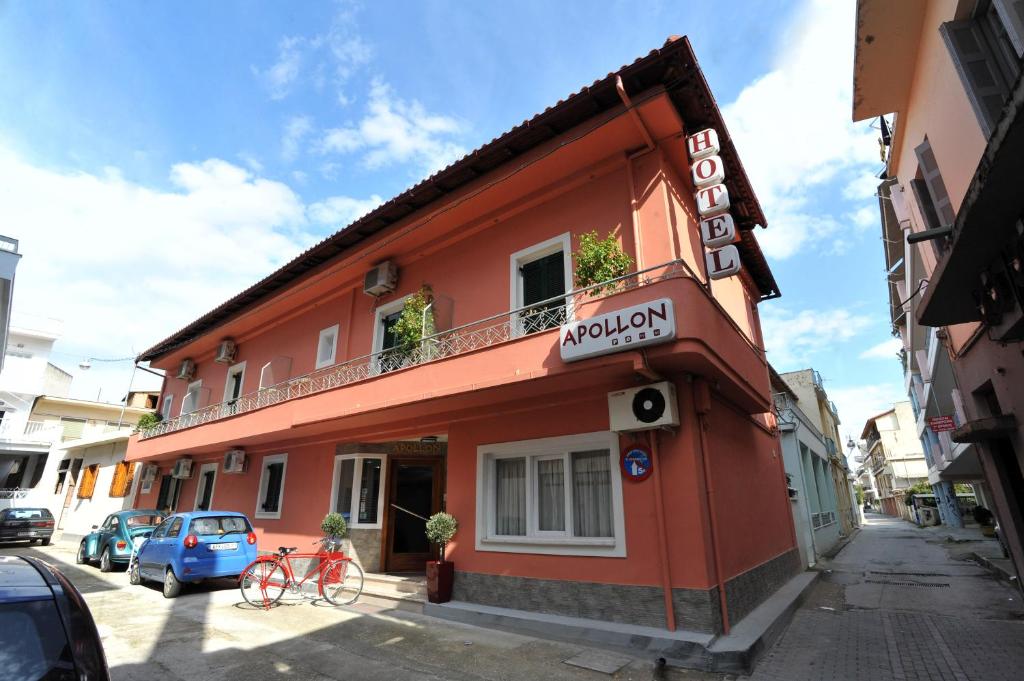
[621,444,653,482]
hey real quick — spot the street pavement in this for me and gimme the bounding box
[1,540,697,681]
[749,513,1024,681]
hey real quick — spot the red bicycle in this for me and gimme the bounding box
[238,538,364,609]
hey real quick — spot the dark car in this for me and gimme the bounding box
[0,555,109,680]
[76,510,163,572]
[0,507,55,545]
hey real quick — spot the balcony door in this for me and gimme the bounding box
[383,457,442,572]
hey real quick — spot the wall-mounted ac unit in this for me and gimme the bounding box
[223,449,247,474]
[171,458,193,479]
[363,261,398,296]
[215,339,237,364]
[608,382,679,432]
[176,358,196,381]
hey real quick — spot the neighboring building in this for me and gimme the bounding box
[125,390,160,410]
[853,0,1024,575]
[126,38,801,639]
[778,369,859,534]
[771,368,856,568]
[0,235,21,375]
[860,403,929,521]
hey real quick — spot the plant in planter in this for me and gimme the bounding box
[384,285,436,367]
[573,230,634,296]
[135,412,162,432]
[424,511,457,603]
[320,512,349,581]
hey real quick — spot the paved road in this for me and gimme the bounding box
[749,513,1024,681]
[1,540,690,681]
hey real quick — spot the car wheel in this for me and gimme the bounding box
[129,560,142,585]
[100,547,112,573]
[76,542,87,564]
[163,568,182,599]
[40,538,51,546]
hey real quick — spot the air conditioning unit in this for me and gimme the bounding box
[214,339,237,364]
[176,358,196,381]
[223,449,247,474]
[363,261,399,296]
[608,381,679,432]
[171,459,193,479]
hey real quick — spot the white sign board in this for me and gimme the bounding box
[560,298,676,362]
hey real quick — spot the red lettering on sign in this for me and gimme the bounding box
[698,185,725,209]
[687,130,713,156]
[694,157,718,180]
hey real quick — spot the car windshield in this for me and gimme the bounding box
[3,510,50,520]
[125,515,162,528]
[189,516,251,536]
[0,600,76,681]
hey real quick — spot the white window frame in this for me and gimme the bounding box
[316,324,340,370]
[193,462,218,511]
[255,453,288,520]
[328,454,387,529]
[222,361,246,403]
[509,232,574,334]
[180,380,202,416]
[476,430,625,557]
[160,395,174,421]
[371,295,413,356]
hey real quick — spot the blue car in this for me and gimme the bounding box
[129,511,258,598]
[76,510,164,572]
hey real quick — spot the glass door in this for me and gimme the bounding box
[384,458,442,572]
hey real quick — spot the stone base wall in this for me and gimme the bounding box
[340,528,382,572]
[723,548,801,625]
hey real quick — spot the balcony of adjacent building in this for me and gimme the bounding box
[0,235,21,375]
[130,260,771,460]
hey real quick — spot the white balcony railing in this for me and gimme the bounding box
[141,260,708,440]
[0,420,61,443]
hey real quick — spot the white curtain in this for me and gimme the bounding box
[537,459,565,531]
[572,450,613,537]
[495,458,526,535]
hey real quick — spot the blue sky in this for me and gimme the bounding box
[0,0,903,440]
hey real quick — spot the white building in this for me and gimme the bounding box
[0,235,21,375]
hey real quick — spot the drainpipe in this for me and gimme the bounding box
[617,75,655,272]
[694,378,731,634]
[648,429,677,631]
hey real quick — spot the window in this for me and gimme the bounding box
[194,463,217,511]
[155,474,181,513]
[108,461,136,498]
[161,394,174,421]
[476,431,625,557]
[256,453,287,519]
[189,515,250,536]
[510,233,572,335]
[77,464,99,500]
[330,455,386,528]
[941,1,1023,137]
[372,295,412,374]
[180,380,202,415]
[223,362,246,406]
[316,325,340,369]
[59,417,86,442]
[152,519,171,539]
[167,517,184,538]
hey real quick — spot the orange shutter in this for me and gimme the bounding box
[78,465,99,499]
[108,462,135,498]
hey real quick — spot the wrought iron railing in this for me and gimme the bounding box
[140,260,699,440]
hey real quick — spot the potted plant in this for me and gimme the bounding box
[320,512,348,580]
[424,511,457,603]
[573,230,634,295]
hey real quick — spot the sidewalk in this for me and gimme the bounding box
[747,513,1024,681]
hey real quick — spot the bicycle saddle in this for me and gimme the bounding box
[278,546,298,555]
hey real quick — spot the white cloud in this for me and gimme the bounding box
[0,144,376,402]
[282,115,313,162]
[722,0,880,259]
[318,79,466,175]
[858,338,902,360]
[308,194,383,226]
[254,36,305,100]
[761,306,873,368]
[847,205,877,230]
[827,381,907,447]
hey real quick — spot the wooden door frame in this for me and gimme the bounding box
[380,456,444,573]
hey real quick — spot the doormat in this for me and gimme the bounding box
[563,650,634,675]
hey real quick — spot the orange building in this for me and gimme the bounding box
[126,38,797,639]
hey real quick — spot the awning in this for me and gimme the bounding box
[918,70,1024,327]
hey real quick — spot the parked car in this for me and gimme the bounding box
[76,510,164,572]
[0,507,54,545]
[0,554,109,680]
[130,510,258,598]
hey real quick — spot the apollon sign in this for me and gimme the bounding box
[559,298,676,362]
[686,127,742,281]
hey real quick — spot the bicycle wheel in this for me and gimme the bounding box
[320,558,364,606]
[240,559,288,609]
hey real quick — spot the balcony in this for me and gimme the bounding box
[0,420,61,446]
[132,259,770,457]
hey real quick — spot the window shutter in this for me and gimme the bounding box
[78,465,99,499]
[109,462,135,498]
[913,140,955,227]
[909,179,941,230]
[543,252,566,299]
[994,0,1024,57]
[61,418,86,441]
[941,20,1011,137]
[520,258,546,306]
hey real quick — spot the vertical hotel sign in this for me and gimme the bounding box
[686,129,742,280]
